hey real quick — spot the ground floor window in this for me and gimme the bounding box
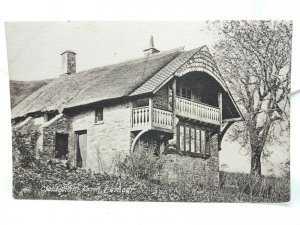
[177,124,211,157]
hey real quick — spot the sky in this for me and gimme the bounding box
[5,21,289,175]
[6,21,219,81]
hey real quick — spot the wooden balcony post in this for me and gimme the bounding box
[172,78,177,135]
[149,97,153,128]
[218,92,223,128]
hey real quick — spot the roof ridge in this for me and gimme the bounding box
[71,46,185,77]
[11,45,199,117]
[126,48,183,96]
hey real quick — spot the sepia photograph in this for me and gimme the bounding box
[6,21,292,202]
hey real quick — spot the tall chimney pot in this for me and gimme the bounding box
[61,50,76,76]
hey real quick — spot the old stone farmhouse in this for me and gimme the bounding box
[11,37,243,186]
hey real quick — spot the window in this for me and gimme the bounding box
[176,87,180,96]
[201,130,206,155]
[134,98,149,107]
[185,126,190,152]
[182,87,187,98]
[195,129,201,153]
[48,114,55,121]
[176,86,192,100]
[44,113,56,122]
[179,126,185,151]
[95,107,103,123]
[191,128,195,153]
[187,89,192,99]
[205,131,211,155]
[177,124,211,158]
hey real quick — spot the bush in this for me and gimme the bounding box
[12,128,39,169]
[12,127,289,202]
[116,150,163,182]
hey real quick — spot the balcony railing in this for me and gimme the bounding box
[132,106,173,131]
[131,98,221,131]
[175,97,220,125]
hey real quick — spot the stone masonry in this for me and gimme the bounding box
[68,101,132,173]
[41,114,71,159]
[160,133,219,186]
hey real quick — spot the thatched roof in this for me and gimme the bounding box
[11,45,243,120]
[12,48,183,118]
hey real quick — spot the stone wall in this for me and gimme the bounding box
[38,96,219,186]
[41,114,71,159]
[134,129,219,186]
[160,133,219,187]
[69,101,132,173]
[135,131,165,154]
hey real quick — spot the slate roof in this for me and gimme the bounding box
[130,47,202,96]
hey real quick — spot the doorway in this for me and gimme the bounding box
[75,130,87,168]
[55,133,69,159]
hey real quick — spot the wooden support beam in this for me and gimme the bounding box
[130,129,150,154]
[223,118,242,123]
[218,92,223,128]
[218,121,234,151]
[149,97,153,128]
[172,78,177,137]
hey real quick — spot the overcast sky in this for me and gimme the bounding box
[5,21,219,81]
[5,21,289,175]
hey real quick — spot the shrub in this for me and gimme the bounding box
[12,128,39,168]
[12,125,289,202]
[116,150,164,182]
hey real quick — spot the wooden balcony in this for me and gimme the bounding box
[131,97,221,132]
[175,97,221,125]
[131,106,173,132]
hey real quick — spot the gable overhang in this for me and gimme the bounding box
[151,47,244,121]
[175,70,244,122]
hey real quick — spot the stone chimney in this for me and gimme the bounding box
[61,50,76,76]
[143,35,160,56]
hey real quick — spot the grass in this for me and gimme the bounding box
[13,158,289,202]
[12,129,290,202]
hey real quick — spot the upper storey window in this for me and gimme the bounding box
[176,86,192,100]
[95,107,103,123]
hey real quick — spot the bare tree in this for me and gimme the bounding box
[212,21,292,176]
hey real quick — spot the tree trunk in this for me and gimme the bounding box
[250,149,262,176]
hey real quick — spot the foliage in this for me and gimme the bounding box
[14,162,289,202]
[116,150,164,181]
[211,21,292,175]
[219,171,289,202]
[12,127,289,202]
[12,128,38,169]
